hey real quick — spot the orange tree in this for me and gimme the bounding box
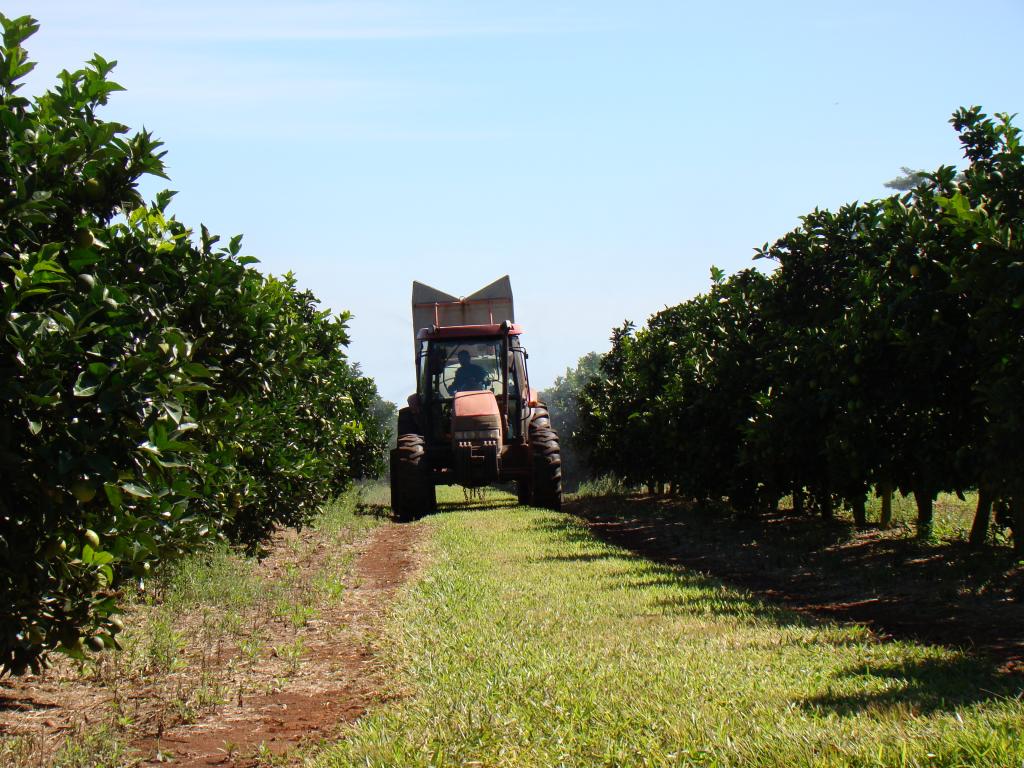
[0,16,386,674]
[579,107,1024,549]
[750,194,975,534]
[539,352,602,491]
[650,268,771,507]
[578,269,771,503]
[940,108,1024,548]
[576,322,654,488]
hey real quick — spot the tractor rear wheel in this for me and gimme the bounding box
[530,405,552,430]
[390,433,435,521]
[528,407,562,511]
[396,406,418,436]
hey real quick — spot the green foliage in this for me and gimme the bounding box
[580,107,1024,546]
[368,394,398,451]
[0,15,387,674]
[539,352,602,491]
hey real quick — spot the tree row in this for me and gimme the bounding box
[0,16,389,674]
[578,107,1024,550]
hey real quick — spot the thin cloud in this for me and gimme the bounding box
[32,1,545,43]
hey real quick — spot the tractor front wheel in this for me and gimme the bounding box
[390,433,436,521]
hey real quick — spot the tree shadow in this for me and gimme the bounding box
[529,515,603,548]
[436,499,519,513]
[374,490,520,521]
[565,494,1024,674]
[0,694,58,712]
[797,656,1023,715]
[529,514,811,627]
[537,551,631,563]
[644,591,810,627]
[355,502,392,519]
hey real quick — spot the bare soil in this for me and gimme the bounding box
[567,495,1024,675]
[0,521,423,767]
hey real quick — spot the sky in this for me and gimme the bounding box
[10,1,1024,404]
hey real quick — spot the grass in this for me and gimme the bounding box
[575,474,634,498]
[788,489,1002,545]
[316,487,1024,768]
[859,490,1013,546]
[0,487,382,768]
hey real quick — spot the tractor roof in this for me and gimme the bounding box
[417,322,523,341]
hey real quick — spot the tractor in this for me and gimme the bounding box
[390,276,562,519]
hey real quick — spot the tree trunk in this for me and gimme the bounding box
[878,482,893,529]
[851,495,867,528]
[793,485,805,515]
[968,488,993,548]
[915,487,934,538]
[820,493,834,520]
[1012,497,1024,554]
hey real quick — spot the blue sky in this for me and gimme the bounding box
[12,1,1024,403]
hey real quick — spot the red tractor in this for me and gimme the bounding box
[390,276,562,519]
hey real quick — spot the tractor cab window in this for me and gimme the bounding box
[425,338,505,400]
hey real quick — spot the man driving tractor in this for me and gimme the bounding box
[451,349,490,393]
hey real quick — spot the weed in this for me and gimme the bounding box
[0,735,41,768]
[159,544,261,613]
[253,741,290,766]
[239,635,264,664]
[50,724,132,768]
[2,487,382,765]
[273,638,306,675]
[274,599,318,628]
[315,570,348,601]
[144,612,185,674]
[573,474,634,498]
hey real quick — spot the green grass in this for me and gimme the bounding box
[0,487,382,768]
[859,491,1010,545]
[316,488,1024,768]
[575,474,634,498]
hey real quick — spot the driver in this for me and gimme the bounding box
[451,350,490,393]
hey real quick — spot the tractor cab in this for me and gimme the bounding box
[415,322,529,446]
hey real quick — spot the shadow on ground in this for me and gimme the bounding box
[531,515,813,628]
[564,495,1024,676]
[797,654,1022,715]
[437,499,519,513]
[535,504,1024,714]
[356,502,393,519]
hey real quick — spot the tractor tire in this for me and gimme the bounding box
[528,408,562,512]
[530,404,552,430]
[390,433,435,522]
[396,406,418,436]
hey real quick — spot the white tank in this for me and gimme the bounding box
[411,275,515,352]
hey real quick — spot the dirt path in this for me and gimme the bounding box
[1,520,423,767]
[136,523,423,766]
[567,495,1024,674]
